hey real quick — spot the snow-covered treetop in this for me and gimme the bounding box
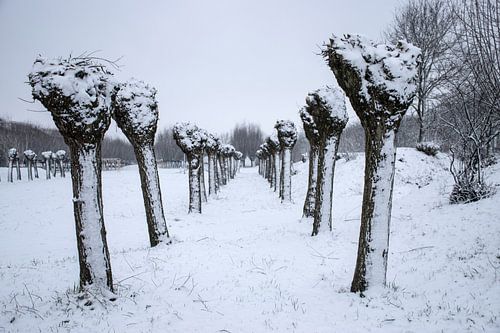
[275,120,298,148]
[173,122,207,154]
[8,148,17,158]
[266,133,281,152]
[259,143,269,156]
[220,144,236,157]
[255,149,263,159]
[205,133,220,153]
[56,150,67,158]
[299,108,320,144]
[234,151,243,160]
[305,85,348,132]
[28,57,113,140]
[24,150,36,159]
[323,34,420,109]
[111,79,159,141]
[41,151,53,159]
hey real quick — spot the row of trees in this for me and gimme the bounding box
[256,35,421,295]
[172,122,243,214]
[2,148,67,182]
[385,0,499,202]
[28,56,170,297]
[256,120,298,202]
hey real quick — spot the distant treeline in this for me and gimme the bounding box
[0,116,430,167]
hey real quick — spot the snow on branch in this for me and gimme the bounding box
[111,79,159,139]
[305,85,349,129]
[173,122,207,154]
[323,34,420,108]
[275,120,298,148]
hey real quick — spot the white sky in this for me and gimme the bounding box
[0,0,401,136]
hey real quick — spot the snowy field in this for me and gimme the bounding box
[0,148,499,332]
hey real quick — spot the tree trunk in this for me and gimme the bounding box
[218,155,227,185]
[229,157,234,179]
[214,154,220,192]
[199,154,207,202]
[45,160,51,180]
[16,159,21,180]
[312,136,341,236]
[7,159,14,182]
[68,141,113,292]
[34,160,39,178]
[273,152,280,192]
[303,146,319,218]
[281,148,292,202]
[59,160,66,178]
[27,160,33,181]
[188,154,202,213]
[351,129,397,293]
[133,142,169,246]
[208,152,216,196]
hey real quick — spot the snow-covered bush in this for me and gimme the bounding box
[450,182,496,204]
[111,79,169,246]
[416,142,440,156]
[323,34,420,293]
[28,56,114,294]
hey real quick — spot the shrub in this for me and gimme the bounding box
[416,141,440,156]
[449,182,496,204]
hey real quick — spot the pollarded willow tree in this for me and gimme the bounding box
[29,56,114,293]
[205,133,220,197]
[41,151,52,180]
[55,150,66,177]
[220,144,235,183]
[266,134,281,192]
[323,34,420,293]
[173,122,206,214]
[306,86,348,236]
[300,109,321,218]
[275,120,297,202]
[24,150,37,181]
[111,79,170,247]
[7,148,20,182]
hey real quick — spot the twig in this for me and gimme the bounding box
[399,246,434,253]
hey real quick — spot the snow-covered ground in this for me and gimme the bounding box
[0,149,499,332]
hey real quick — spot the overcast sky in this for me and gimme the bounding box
[0,0,401,136]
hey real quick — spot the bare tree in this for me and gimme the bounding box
[29,56,114,294]
[385,0,456,143]
[111,79,170,246]
[323,34,421,293]
[305,86,349,236]
[173,123,206,214]
[229,122,264,164]
[275,120,297,202]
